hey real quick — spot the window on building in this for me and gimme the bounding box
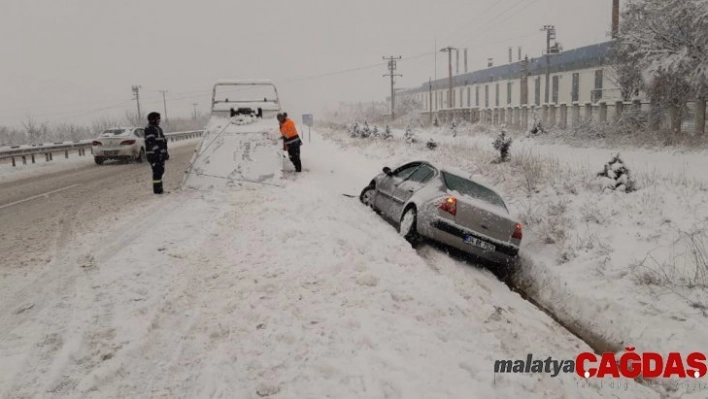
[467,87,471,107]
[495,83,500,107]
[475,86,480,107]
[572,73,580,103]
[552,76,559,104]
[535,77,541,106]
[507,82,512,105]
[592,70,603,103]
[485,85,489,108]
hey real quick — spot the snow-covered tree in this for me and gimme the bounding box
[618,0,708,132]
[360,121,371,138]
[433,114,440,127]
[382,125,393,140]
[492,128,512,162]
[426,138,438,150]
[371,125,379,138]
[597,153,636,193]
[403,125,417,144]
[450,120,458,137]
[349,122,360,138]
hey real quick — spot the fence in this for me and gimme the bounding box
[0,130,204,167]
[425,99,707,135]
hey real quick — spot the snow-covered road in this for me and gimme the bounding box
[0,126,658,398]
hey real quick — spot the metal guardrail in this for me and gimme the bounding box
[0,130,204,167]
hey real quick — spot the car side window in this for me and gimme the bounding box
[407,165,435,184]
[393,164,420,180]
[135,129,145,138]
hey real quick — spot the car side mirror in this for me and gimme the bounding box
[383,167,392,176]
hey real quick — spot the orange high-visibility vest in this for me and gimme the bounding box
[280,119,299,140]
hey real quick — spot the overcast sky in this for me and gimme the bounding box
[0,0,613,128]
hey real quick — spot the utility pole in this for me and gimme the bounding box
[382,56,402,120]
[541,25,556,104]
[440,46,457,109]
[159,90,169,123]
[132,85,142,121]
[192,103,198,120]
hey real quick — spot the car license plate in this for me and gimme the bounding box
[464,235,495,252]
[105,151,119,156]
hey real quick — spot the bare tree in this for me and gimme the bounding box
[606,42,644,102]
[22,115,47,144]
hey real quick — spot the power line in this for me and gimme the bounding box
[441,1,504,43]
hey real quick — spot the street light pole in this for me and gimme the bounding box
[440,46,458,109]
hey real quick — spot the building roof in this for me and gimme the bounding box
[411,41,615,93]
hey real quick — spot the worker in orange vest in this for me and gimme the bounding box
[277,112,302,172]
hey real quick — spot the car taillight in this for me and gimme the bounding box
[92,141,102,146]
[120,140,136,145]
[512,223,523,240]
[439,197,457,216]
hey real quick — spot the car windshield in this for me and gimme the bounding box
[442,171,507,211]
[101,129,126,136]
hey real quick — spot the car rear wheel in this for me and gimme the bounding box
[94,157,104,165]
[399,206,420,243]
[135,148,146,163]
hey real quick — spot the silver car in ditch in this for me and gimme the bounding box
[359,161,523,267]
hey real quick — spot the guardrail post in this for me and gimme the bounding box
[11,157,16,167]
[65,150,69,159]
[31,154,36,164]
[22,155,27,165]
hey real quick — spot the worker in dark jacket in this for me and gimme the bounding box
[277,112,302,172]
[145,112,168,194]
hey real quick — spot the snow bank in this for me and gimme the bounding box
[319,124,708,398]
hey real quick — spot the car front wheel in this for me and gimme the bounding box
[94,157,104,165]
[359,185,375,208]
[399,206,420,243]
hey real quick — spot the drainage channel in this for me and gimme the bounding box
[415,242,673,399]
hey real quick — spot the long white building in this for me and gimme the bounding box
[402,41,622,113]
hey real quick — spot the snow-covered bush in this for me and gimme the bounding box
[371,125,379,138]
[349,122,360,138]
[403,125,417,144]
[433,114,440,127]
[426,138,438,150]
[450,120,458,137]
[492,128,512,163]
[381,125,393,140]
[596,153,636,193]
[360,121,372,138]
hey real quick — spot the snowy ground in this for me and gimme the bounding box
[325,122,708,397]
[0,120,660,398]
